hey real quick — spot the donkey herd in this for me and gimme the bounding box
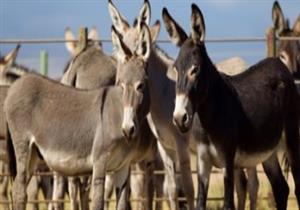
[0,1,300,210]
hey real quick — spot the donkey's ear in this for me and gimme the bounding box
[162,7,188,47]
[89,26,102,48]
[65,27,77,56]
[272,1,286,34]
[149,20,161,43]
[136,23,151,62]
[112,26,132,63]
[108,0,130,34]
[88,26,99,41]
[4,44,20,65]
[137,0,151,26]
[191,3,205,44]
[293,15,300,35]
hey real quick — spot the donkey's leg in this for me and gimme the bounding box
[114,166,131,210]
[104,174,114,210]
[157,141,178,210]
[79,176,90,210]
[196,142,212,210]
[223,154,235,210]
[12,135,36,210]
[131,161,154,210]
[284,111,300,207]
[262,152,289,210]
[153,153,164,210]
[246,167,259,210]
[48,173,66,210]
[0,162,9,210]
[234,169,247,210]
[39,169,54,210]
[68,177,79,210]
[26,175,39,210]
[176,138,195,210]
[131,163,147,210]
[91,157,107,210]
[37,163,53,205]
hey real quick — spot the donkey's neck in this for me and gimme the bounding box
[147,46,175,114]
[197,53,241,136]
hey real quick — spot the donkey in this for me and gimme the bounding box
[108,1,195,209]
[168,3,300,210]
[272,1,300,79]
[62,26,117,87]
[5,23,154,210]
[49,26,118,210]
[162,8,261,210]
[0,46,54,210]
[108,1,258,210]
[62,26,158,210]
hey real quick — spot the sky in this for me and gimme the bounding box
[0,0,299,77]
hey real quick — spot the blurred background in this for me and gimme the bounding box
[0,0,299,78]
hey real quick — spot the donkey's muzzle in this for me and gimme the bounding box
[173,94,192,133]
[173,112,190,133]
[122,125,135,140]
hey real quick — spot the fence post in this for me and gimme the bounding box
[40,50,48,75]
[76,27,88,55]
[266,27,277,57]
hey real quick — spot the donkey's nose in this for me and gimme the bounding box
[122,125,135,140]
[173,112,189,127]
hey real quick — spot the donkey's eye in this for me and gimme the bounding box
[136,82,145,92]
[190,66,198,75]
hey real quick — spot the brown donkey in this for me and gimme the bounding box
[5,23,153,210]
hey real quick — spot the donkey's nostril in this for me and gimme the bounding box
[129,126,135,137]
[182,113,189,125]
[122,125,135,140]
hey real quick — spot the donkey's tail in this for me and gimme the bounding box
[6,123,16,178]
[281,152,290,179]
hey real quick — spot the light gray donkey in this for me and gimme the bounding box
[0,46,53,210]
[62,26,158,210]
[5,23,154,210]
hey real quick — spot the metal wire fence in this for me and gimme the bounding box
[0,33,299,209]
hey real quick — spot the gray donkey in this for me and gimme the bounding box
[5,23,154,210]
[62,26,158,210]
[48,27,115,210]
[0,46,53,210]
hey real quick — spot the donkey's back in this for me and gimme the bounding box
[4,73,106,175]
[63,45,117,88]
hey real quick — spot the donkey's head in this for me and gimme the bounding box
[0,45,23,85]
[272,1,300,76]
[108,0,160,52]
[65,26,101,57]
[112,22,151,140]
[163,4,207,133]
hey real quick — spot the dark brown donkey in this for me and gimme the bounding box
[167,4,300,210]
[272,1,300,78]
[5,23,154,210]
